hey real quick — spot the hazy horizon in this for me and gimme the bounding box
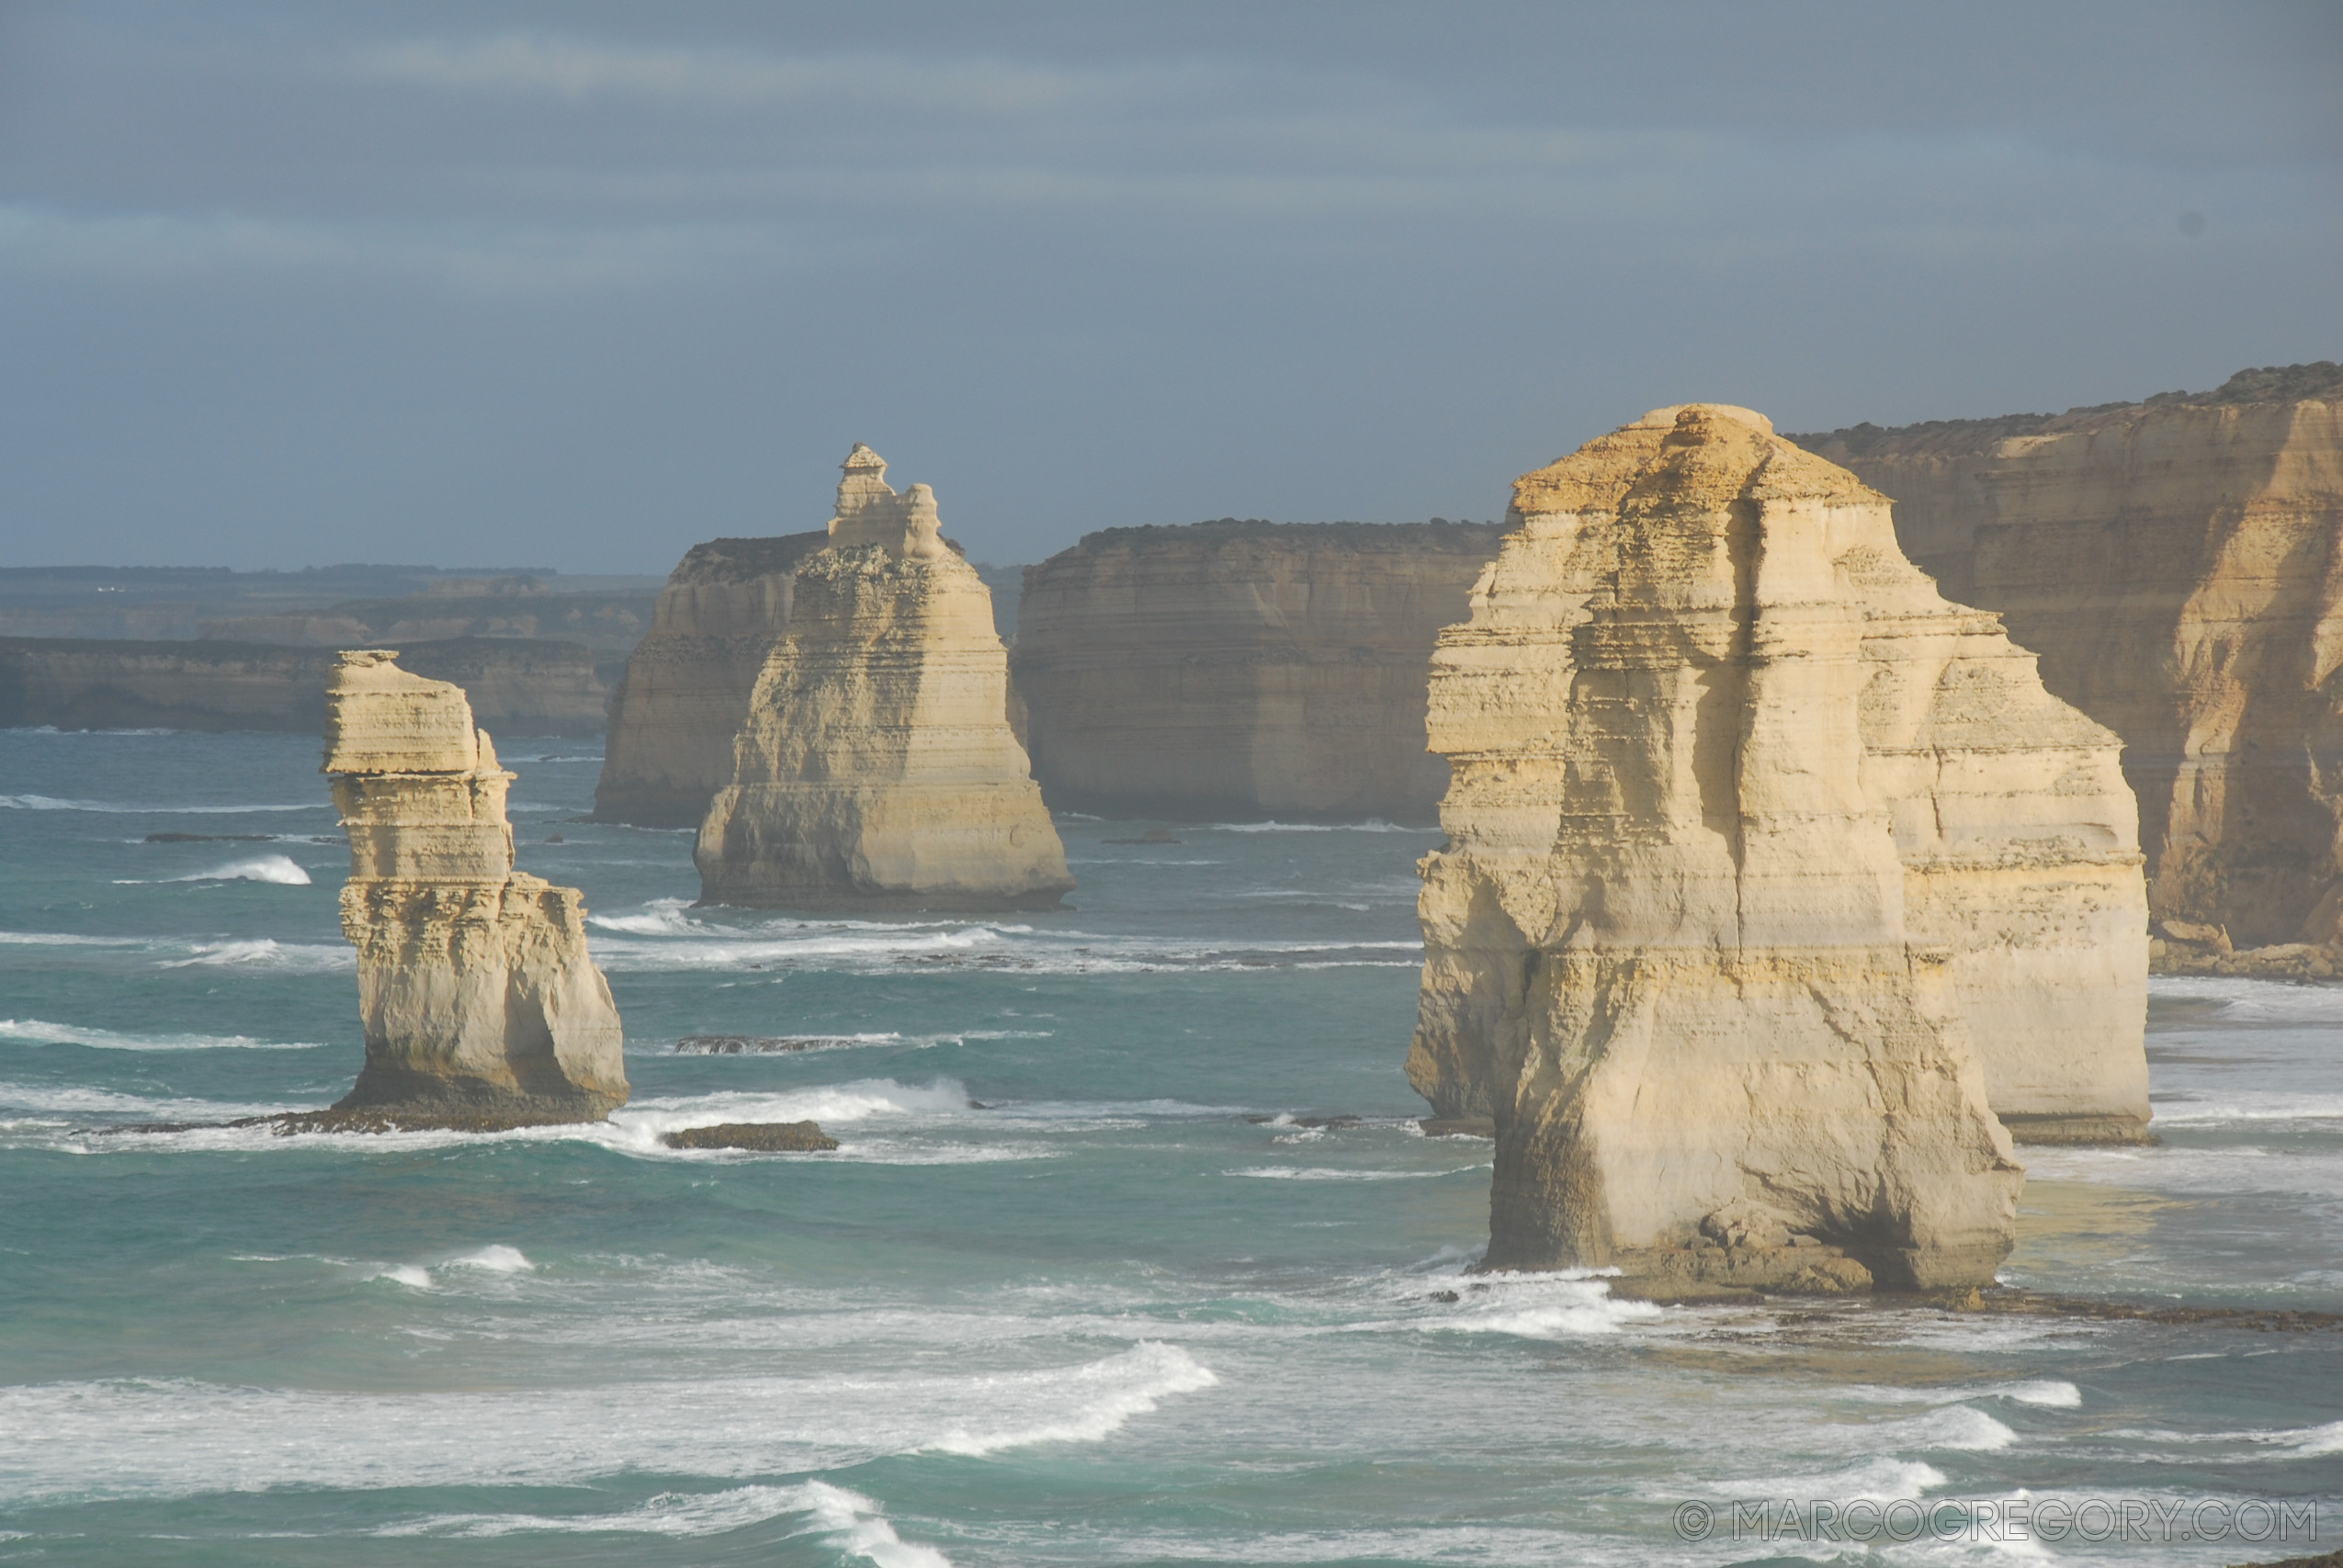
[4,1,2337,573]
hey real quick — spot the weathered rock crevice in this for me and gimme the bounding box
[1419,404,2154,1292]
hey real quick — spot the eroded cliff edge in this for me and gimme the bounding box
[1789,361,2343,971]
[1012,520,1507,821]
[696,446,1071,910]
[322,649,628,1127]
[1415,405,2154,1292]
[593,534,831,826]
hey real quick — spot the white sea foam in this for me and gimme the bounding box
[1722,1457,1948,1503]
[1896,1404,2020,1451]
[0,795,322,814]
[1409,1271,1663,1339]
[0,931,146,948]
[585,915,1422,976]
[157,939,352,973]
[926,1341,1217,1456]
[0,1341,1217,1504]
[117,854,315,886]
[0,1018,323,1052]
[446,1246,533,1274]
[2148,975,2343,1021]
[1840,1379,2082,1410]
[378,1479,951,1562]
[2148,1092,2343,1125]
[372,1264,434,1290]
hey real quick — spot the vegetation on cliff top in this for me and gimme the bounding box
[1064,518,1508,556]
[1787,360,2343,457]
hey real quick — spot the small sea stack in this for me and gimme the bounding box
[696,445,1072,910]
[319,649,628,1128]
[1411,405,2150,1292]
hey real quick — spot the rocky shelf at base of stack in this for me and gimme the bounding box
[696,445,1072,911]
[1411,405,2156,1293]
[305,649,629,1129]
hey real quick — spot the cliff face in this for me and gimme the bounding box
[1414,406,2152,1290]
[593,534,830,826]
[1012,520,1507,821]
[0,637,609,735]
[1792,365,2343,953]
[696,447,1071,909]
[324,650,628,1125]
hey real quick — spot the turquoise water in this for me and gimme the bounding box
[3,727,2340,1566]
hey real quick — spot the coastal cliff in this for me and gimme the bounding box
[1790,362,2343,964]
[322,650,628,1126]
[594,533,831,826]
[1012,520,1507,821]
[696,446,1070,909]
[1414,406,2156,1290]
[0,636,609,735]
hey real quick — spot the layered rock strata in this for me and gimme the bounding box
[1012,520,1507,820]
[696,446,1071,909]
[594,533,832,826]
[323,650,628,1126]
[1412,405,2153,1288]
[1790,363,2343,961]
[0,636,608,735]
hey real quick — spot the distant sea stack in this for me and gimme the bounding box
[696,446,1071,910]
[323,650,628,1127]
[594,533,830,826]
[1789,362,2343,973]
[1413,405,2157,1291]
[1012,519,1507,821]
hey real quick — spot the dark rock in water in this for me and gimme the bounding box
[1427,1290,1461,1303]
[661,1121,838,1152]
[1103,828,1183,845]
[100,1100,614,1135]
[145,831,273,843]
[544,832,564,843]
[676,1035,835,1054]
[1417,1116,1494,1139]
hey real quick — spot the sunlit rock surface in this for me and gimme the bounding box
[323,649,628,1126]
[1411,405,2154,1288]
[696,446,1070,910]
[1791,363,2343,968]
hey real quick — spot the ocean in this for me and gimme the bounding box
[3,726,2339,1566]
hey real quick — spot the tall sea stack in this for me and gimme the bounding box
[696,446,1071,910]
[1415,406,2148,1290]
[324,650,628,1126]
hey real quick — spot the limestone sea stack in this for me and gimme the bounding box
[594,532,831,827]
[1789,363,2343,971]
[1013,520,1507,820]
[323,650,628,1125]
[1413,406,2148,1291]
[696,446,1071,909]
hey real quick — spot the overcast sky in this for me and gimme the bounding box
[3,2,2337,572]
